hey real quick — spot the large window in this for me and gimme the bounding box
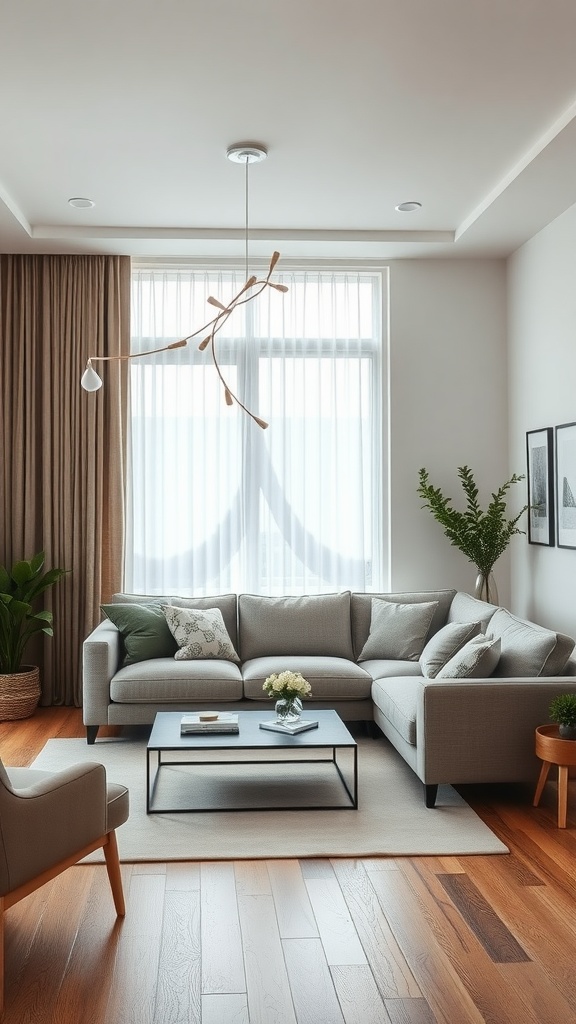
[125,266,384,596]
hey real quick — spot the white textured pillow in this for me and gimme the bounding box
[163,605,240,662]
[358,599,439,662]
[437,635,501,679]
[419,621,481,679]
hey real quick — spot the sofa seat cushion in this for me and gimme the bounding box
[242,656,372,701]
[371,677,420,746]
[360,659,424,682]
[238,592,354,661]
[110,658,243,703]
[489,608,575,677]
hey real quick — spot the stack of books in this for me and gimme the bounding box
[259,719,319,735]
[180,712,239,735]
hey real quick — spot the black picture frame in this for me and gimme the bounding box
[526,427,555,546]
[555,421,576,549]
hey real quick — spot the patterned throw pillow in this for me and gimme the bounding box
[163,605,240,662]
[436,635,501,679]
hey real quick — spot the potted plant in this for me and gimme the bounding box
[0,551,67,720]
[417,465,528,603]
[549,693,576,740]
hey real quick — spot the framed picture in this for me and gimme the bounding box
[526,427,555,545]
[555,421,576,549]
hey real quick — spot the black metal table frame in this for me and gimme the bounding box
[146,743,358,814]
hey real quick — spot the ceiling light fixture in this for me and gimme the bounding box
[68,197,95,208]
[80,143,287,428]
[395,201,422,213]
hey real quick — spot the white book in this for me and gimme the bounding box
[181,712,239,734]
[259,719,319,736]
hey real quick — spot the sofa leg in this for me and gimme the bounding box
[86,725,99,745]
[425,784,438,808]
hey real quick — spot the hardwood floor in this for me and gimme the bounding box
[1,708,575,1023]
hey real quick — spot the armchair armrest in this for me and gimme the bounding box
[0,762,108,894]
[82,620,121,726]
[415,676,576,786]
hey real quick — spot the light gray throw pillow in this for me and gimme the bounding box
[437,634,501,679]
[358,599,439,662]
[419,620,482,679]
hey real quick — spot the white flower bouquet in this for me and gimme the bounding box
[263,670,312,701]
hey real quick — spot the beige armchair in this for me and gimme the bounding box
[0,756,129,1014]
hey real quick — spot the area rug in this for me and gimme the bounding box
[30,734,508,861]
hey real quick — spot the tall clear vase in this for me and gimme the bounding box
[474,571,499,605]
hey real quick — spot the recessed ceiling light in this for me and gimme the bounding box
[68,197,95,209]
[395,201,422,213]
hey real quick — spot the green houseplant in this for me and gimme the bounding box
[549,693,576,740]
[417,465,528,603]
[0,551,67,720]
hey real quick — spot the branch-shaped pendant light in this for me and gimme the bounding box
[81,143,287,429]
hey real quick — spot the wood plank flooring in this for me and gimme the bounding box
[1,708,576,1024]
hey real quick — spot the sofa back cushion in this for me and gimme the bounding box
[351,590,455,661]
[112,593,238,650]
[489,607,575,677]
[238,592,354,661]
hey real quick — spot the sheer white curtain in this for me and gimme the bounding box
[125,266,384,596]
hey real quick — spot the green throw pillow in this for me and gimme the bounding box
[101,603,178,666]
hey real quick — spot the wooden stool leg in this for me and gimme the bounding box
[558,765,569,828]
[533,760,551,807]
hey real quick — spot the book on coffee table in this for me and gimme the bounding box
[180,713,239,734]
[259,719,319,735]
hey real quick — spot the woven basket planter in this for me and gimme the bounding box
[0,665,41,721]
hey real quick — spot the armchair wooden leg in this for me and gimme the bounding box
[0,897,4,1018]
[103,831,125,916]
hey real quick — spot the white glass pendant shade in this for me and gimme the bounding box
[81,363,103,392]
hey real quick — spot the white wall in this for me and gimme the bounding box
[386,258,512,603]
[508,202,576,635]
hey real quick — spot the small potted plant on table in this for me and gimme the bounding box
[549,693,576,740]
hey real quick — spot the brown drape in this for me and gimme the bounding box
[0,254,130,705]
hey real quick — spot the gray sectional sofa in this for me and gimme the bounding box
[82,588,576,805]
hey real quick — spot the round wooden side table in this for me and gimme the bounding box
[533,724,576,828]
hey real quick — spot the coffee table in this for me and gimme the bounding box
[146,709,358,813]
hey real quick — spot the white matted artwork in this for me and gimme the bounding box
[555,421,576,549]
[526,427,555,546]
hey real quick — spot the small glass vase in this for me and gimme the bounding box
[274,696,303,725]
[474,571,499,605]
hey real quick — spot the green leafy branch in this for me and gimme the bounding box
[417,466,528,577]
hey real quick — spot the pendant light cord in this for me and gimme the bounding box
[244,154,249,280]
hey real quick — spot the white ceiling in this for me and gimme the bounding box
[2,0,576,262]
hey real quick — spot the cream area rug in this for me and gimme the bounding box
[30,734,508,861]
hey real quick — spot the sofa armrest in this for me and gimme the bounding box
[82,621,121,726]
[415,676,576,786]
